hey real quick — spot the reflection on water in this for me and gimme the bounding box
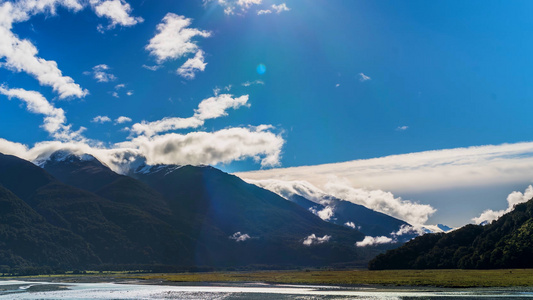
[0,280,532,299]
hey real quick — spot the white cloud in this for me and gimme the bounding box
[89,0,143,31]
[126,90,133,96]
[85,64,116,82]
[120,126,283,168]
[92,115,111,123]
[177,50,207,79]
[0,138,28,157]
[115,83,125,89]
[0,1,87,99]
[0,86,85,141]
[392,224,426,237]
[0,122,283,173]
[115,116,131,124]
[130,94,250,136]
[396,125,408,131]
[142,64,160,71]
[257,3,289,15]
[356,236,394,247]
[206,0,262,15]
[271,3,290,13]
[359,72,371,82]
[130,117,204,137]
[309,206,334,221]
[242,80,264,87]
[326,182,435,225]
[146,13,211,63]
[194,94,249,120]
[302,234,330,246]
[345,222,356,229]
[236,142,533,196]
[247,178,435,225]
[229,232,251,242]
[335,83,340,88]
[111,91,119,98]
[473,185,533,225]
[0,0,141,100]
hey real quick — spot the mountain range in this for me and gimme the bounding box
[0,150,415,272]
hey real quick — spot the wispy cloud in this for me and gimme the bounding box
[257,3,290,15]
[130,93,249,136]
[396,125,408,131]
[206,0,262,15]
[92,115,111,123]
[84,64,117,82]
[142,64,160,71]
[237,142,533,196]
[272,3,290,13]
[359,72,371,82]
[0,86,86,142]
[248,178,435,225]
[242,80,265,87]
[229,232,251,242]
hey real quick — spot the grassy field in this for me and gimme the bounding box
[122,269,533,288]
[5,269,533,288]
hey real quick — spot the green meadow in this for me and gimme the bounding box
[5,269,533,288]
[123,269,533,288]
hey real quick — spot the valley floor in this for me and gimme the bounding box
[6,269,533,288]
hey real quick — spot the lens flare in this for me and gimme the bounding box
[256,64,266,75]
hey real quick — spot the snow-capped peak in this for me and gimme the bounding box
[133,164,182,176]
[33,150,97,167]
[422,224,454,233]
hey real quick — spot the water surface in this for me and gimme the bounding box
[0,280,532,299]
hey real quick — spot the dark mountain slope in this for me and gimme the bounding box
[0,184,98,269]
[37,151,118,193]
[130,165,369,266]
[369,197,533,270]
[0,151,388,269]
[0,153,193,267]
[40,152,171,217]
[288,194,410,237]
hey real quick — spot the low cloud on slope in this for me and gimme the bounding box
[246,178,436,225]
[473,185,533,224]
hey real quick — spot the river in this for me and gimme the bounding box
[1,280,532,299]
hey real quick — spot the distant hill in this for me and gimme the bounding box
[0,151,398,271]
[369,197,533,270]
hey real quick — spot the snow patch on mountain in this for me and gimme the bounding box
[133,164,182,175]
[33,150,97,167]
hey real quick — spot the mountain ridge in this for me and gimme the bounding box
[0,151,396,271]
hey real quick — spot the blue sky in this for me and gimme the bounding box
[2,0,533,228]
